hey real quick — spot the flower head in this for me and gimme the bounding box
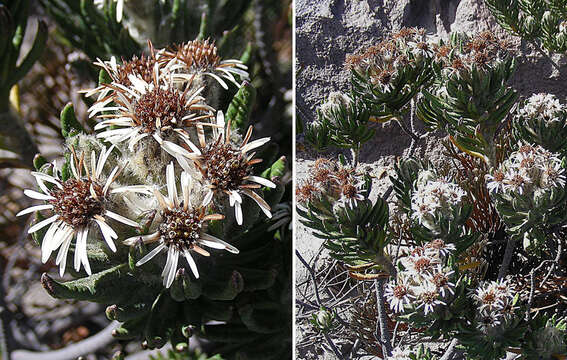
[91,67,215,162]
[192,111,276,225]
[18,146,139,276]
[385,275,415,313]
[124,163,239,287]
[160,40,249,89]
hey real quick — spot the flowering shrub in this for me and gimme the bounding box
[298,26,566,359]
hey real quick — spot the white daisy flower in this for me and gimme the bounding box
[90,66,216,161]
[123,162,239,288]
[385,275,415,313]
[415,282,446,315]
[193,111,276,225]
[424,239,456,258]
[486,170,506,194]
[17,146,140,276]
[424,266,455,298]
[84,50,159,101]
[160,39,249,90]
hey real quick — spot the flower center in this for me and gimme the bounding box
[172,40,221,71]
[134,87,186,133]
[49,179,105,228]
[413,257,431,272]
[160,208,204,249]
[203,142,251,191]
[393,285,409,299]
[342,184,357,198]
[117,55,156,86]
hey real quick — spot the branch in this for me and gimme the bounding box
[296,250,322,306]
[374,278,392,357]
[497,238,516,280]
[439,339,459,360]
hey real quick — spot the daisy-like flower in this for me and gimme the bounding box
[518,93,564,120]
[192,111,276,225]
[415,282,446,315]
[424,239,456,258]
[17,146,140,276]
[385,275,415,313]
[486,170,506,194]
[425,266,455,297]
[85,49,158,101]
[90,66,215,160]
[124,163,239,288]
[504,169,530,195]
[339,182,366,208]
[541,161,566,189]
[160,39,249,90]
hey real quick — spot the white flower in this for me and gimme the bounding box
[389,347,412,360]
[124,162,239,288]
[415,281,446,315]
[424,239,456,258]
[90,67,216,162]
[518,93,565,120]
[160,40,249,90]
[486,170,506,194]
[411,173,466,226]
[17,146,140,276]
[385,275,415,313]
[424,266,455,298]
[192,111,276,225]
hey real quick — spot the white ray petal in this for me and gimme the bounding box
[96,145,115,177]
[28,215,59,234]
[105,210,139,227]
[203,190,214,206]
[235,201,243,225]
[96,219,117,252]
[74,229,84,271]
[41,221,62,262]
[162,246,175,278]
[241,137,270,153]
[111,185,153,194]
[200,233,239,254]
[180,171,191,209]
[80,228,92,275]
[24,189,54,201]
[17,204,53,217]
[56,232,74,277]
[245,175,276,188]
[48,225,74,258]
[136,242,166,266]
[123,231,161,246]
[242,189,272,218]
[165,248,179,288]
[166,163,178,207]
[31,172,62,189]
[205,72,228,89]
[183,249,199,279]
[199,237,239,254]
